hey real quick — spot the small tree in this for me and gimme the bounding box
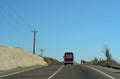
[102,45,113,66]
[102,45,112,62]
[92,57,99,65]
[105,47,112,62]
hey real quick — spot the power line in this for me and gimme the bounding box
[2,0,33,29]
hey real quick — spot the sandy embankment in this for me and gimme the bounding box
[0,46,47,71]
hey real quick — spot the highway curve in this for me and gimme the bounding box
[0,65,119,79]
[51,65,113,79]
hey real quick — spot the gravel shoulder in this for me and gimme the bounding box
[91,65,120,79]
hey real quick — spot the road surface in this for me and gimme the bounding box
[0,65,119,79]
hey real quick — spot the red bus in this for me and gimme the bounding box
[64,52,74,65]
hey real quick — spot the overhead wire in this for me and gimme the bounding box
[1,0,34,30]
[0,3,17,25]
[0,0,40,53]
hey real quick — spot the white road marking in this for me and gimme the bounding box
[48,65,64,79]
[87,66,116,79]
[0,66,41,78]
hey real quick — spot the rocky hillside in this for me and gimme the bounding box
[0,46,47,71]
[43,56,63,65]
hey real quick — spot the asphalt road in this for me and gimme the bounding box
[51,65,115,79]
[0,65,61,79]
[0,65,119,79]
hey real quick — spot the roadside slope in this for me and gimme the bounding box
[0,46,47,71]
[43,56,63,65]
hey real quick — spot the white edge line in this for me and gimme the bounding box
[87,66,116,79]
[0,66,41,78]
[48,65,64,79]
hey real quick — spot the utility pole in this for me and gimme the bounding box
[40,49,44,57]
[32,29,37,54]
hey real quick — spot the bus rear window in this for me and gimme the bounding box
[65,54,72,58]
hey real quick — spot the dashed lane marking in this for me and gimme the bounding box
[48,65,64,79]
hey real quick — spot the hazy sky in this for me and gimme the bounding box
[0,0,120,63]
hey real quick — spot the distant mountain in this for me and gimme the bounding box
[0,46,47,71]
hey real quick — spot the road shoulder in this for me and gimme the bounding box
[88,65,120,79]
[0,65,44,77]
